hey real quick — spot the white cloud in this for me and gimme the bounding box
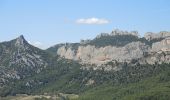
[28,41,31,44]
[28,41,43,49]
[76,17,110,24]
[34,41,42,47]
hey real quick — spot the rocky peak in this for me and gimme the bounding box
[0,35,49,81]
[95,29,139,39]
[15,35,28,47]
[111,29,139,37]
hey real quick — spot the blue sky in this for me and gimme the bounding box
[0,0,170,49]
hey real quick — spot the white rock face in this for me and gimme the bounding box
[137,37,170,65]
[54,30,170,70]
[57,42,149,65]
[151,37,170,52]
[57,47,75,59]
[139,51,170,65]
[144,31,170,40]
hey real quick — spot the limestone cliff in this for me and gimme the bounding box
[57,42,149,65]
[47,29,170,67]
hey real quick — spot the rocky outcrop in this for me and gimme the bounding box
[139,51,170,65]
[43,29,170,71]
[96,29,139,39]
[55,30,170,68]
[111,29,139,37]
[151,37,170,52]
[57,42,149,65]
[15,35,27,47]
[144,31,170,40]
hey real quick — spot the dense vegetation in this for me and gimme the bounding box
[85,34,165,47]
[1,57,170,100]
[84,35,139,47]
[77,69,170,100]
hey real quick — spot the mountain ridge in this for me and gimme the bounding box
[47,29,170,67]
[0,29,170,100]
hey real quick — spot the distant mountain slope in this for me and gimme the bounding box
[0,35,83,97]
[0,35,51,86]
